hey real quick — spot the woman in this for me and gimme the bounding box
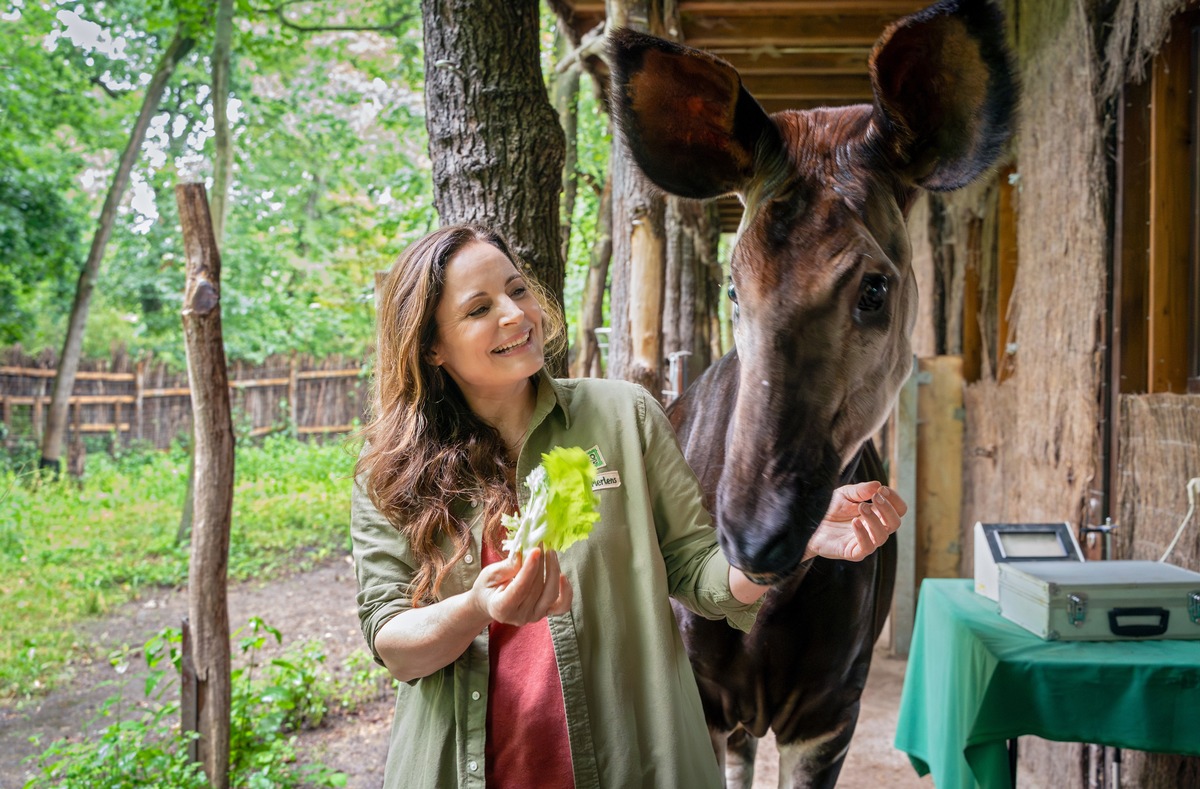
[351,224,905,789]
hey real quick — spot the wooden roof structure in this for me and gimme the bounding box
[553,0,930,231]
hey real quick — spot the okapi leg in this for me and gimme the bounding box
[724,725,758,789]
[775,713,856,789]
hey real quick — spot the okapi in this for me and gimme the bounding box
[610,1,1017,786]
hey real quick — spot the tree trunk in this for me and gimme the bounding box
[663,196,722,393]
[605,0,670,396]
[572,178,612,377]
[181,0,234,544]
[421,0,567,373]
[554,21,582,262]
[177,183,235,789]
[210,0,235,245]
[40,27,195,472]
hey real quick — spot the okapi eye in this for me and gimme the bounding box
[727,283,738,304]
[857,275,889,312]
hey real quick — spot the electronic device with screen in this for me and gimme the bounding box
[973,522,1084,601]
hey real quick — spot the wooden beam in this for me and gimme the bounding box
[566,0,924,13]
[704,47,872,75]
[961,219,982,383]
[1114,77,1151,395]
[742,72,873,101]
[916,355,964,583]
[681,12,900,47]
[296,368,362,380]
[1148,16,1191,394]
[759,97,867,113]
[0,366,134,382]
[996,166,1018,383]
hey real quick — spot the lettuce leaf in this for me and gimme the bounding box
[501,446,601,557]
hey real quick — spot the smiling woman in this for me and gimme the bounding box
[348,223,904,789]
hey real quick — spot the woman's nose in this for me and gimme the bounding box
[498,297,523,325]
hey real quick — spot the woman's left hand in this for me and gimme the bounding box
[803,481,907,563]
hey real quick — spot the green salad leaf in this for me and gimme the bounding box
[502,446,601,556]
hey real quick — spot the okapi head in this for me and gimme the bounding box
[611,0,1017,579]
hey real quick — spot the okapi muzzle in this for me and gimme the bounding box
[611,0,1017,582]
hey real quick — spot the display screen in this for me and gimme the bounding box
[997,531,1069,558]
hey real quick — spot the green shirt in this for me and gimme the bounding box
[351,373,761,789]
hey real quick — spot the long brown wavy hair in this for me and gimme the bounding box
[356,224,566,606]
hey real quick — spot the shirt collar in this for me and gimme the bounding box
[532,367,571,431]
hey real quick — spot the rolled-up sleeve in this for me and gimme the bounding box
[638,391,761,632]
[350,476,416,666]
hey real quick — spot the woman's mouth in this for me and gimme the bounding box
[492,330,532,354]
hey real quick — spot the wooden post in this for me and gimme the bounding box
[176,182,234,789]
[915,356,965,583]
[1,395,9,446]
[890,355,919,657]
[135,360,145,442]
[32,397,43,443]
[1148,17,1191,394]
[180,617,199,763]
[288,356,299,433]
[996,166,1018,383]
[606,0,668,395]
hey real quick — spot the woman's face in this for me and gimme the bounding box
[429,241,545,401]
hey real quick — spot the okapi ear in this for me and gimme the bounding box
[869,0,1018,191]
[609,28,783,200]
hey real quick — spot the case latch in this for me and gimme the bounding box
[1189,591,1200,625]
[1068,593,1088,627]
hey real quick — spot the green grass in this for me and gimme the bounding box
[0,434,359,702]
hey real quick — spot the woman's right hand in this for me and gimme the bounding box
[472,547,573,626]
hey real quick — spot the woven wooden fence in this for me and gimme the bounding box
[0,347,371,450]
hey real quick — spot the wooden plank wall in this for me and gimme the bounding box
[0,350,370,450]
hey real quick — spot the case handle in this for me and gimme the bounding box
[1107,607,1170,637]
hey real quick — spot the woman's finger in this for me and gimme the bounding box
[548,574,574,616]
[534,549,564,616]
[877,486,909,518]
[496,547,544,623]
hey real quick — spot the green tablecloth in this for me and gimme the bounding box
[894,578,1200,789]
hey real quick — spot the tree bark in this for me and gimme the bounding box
[572,178,612,377]
[181,0,234,544]
[177,183,235,789]
[605,0,670,395]
[40,27,195,471]
[210,0,235,245]
[421,0,567,374]
[663,196,722,391]
[553,21,582,262]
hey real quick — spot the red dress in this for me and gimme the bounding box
[482,540,575,789]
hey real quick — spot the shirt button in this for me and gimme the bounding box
[471,690,481,700]
[468,761,478,772]
[469,499,479,508]
[464,554,474,564]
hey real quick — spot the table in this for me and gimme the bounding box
[893,579,1200,789]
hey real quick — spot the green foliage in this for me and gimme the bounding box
[1,0,433,364]
[0,435,355,701]
[24,621,362,788]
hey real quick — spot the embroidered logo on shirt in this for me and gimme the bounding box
[585,445,606,469]
[592,470,621,491]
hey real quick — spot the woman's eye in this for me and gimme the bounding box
[511,286,527,298]
[468,305,488,317]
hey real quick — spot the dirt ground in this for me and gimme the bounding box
[0,555,930,789]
